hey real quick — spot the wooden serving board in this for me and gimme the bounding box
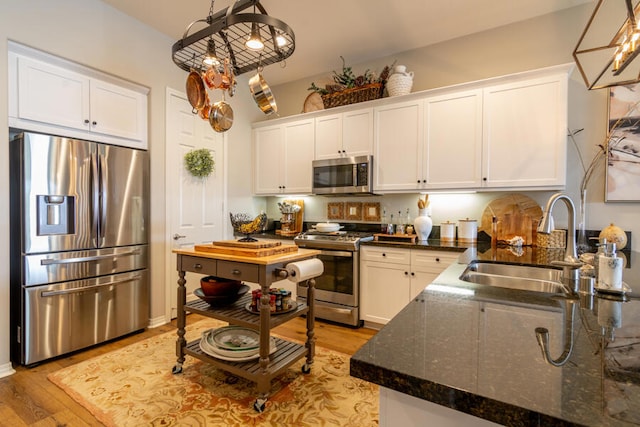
[480,193,542,246]
[194,243,298,257]
[211,240,281,249]
[374,233,417,243]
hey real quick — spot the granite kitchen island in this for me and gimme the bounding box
[351,246,640,426]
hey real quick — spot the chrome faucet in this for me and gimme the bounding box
[538,193,582,291]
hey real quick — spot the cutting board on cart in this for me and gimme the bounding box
[194,240,298,257]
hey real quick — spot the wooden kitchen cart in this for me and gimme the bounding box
[171,247,321,412]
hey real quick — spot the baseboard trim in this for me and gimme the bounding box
[0,362,16,378]
[148,315,169,329]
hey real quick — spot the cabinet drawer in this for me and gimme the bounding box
[361,246,410,264]
[217,261,260,283]
[178,255,217,275]
[411,250,460,270]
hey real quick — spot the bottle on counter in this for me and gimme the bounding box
[381,208,388,234]
[598,242,623,290]
[396,211,405,234]
[387,213,395,235]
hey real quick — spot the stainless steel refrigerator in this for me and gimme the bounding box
[9,132,150,365]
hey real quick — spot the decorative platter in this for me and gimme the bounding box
[209,326,260,350]
[200,332,276,361]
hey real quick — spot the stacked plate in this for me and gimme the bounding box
[199,326,276,362]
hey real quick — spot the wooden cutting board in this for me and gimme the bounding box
[480,194,542,246]
[194,243,298,257]
[211,240,281,249]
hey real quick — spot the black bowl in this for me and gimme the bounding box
[193,284,250,307]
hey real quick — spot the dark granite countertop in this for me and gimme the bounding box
[351,247,640,426]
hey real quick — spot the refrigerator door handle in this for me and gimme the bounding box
[91,150,101,247]
[98,151,107,245]
[40,249,142,266]
[40,274,143,297]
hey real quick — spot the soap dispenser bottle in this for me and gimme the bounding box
[598,242,623,290]
[592,237,607,279]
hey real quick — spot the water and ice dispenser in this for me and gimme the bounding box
[36,195,75,235]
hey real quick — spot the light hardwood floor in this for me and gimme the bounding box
[0,315,377,426]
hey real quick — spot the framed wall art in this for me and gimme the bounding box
[363,202,381,222]
[345,202,363,221]
[607,83,640,202]
[327,202,344,220]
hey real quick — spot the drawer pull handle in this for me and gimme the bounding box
[435,258,440,262]
[382,253,386,257]
[194,263,202,269]
[232,269,241,275]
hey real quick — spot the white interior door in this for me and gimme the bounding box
[165,87,226,319]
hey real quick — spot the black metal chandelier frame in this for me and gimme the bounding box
[172,0,295,76]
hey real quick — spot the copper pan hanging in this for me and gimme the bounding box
[186,69,207,113]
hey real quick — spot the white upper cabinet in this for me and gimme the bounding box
[253,118,315,195]
[374,99,423,192]
[9,44,148,149]
[481,73,567,189]
[423,89,483,189]
[315,108,373,160]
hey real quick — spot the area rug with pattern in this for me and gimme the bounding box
[47,319,379,426]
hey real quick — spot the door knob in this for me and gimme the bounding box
[173,233,186,240]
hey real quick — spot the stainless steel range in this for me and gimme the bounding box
[293,230,374,327]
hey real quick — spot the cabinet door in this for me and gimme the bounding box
[315,113,343,160]
[482,75,567,188]
[361,260,411,325]
[410,250,460,298]
[374,100,423,192]
[283,119,315,194]
[16,56,89,131]
[253,125,284,194]
[424,90,483,189]
[342,108,374,157]
[89,79,147,145]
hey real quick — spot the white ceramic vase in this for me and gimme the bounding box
[414,208,433,241]
[387,65,414,97]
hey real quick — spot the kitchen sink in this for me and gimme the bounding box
[459,261,567,294]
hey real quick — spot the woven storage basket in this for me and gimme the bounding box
[321,83,384,109]
[536,229,566,248]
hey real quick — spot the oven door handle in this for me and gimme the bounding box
[318,250,353,258]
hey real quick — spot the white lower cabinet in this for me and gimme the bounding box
[360,246,459,325]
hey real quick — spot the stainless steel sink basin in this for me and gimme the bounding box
[459,261,567,294]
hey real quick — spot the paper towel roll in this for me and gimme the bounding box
[286,258,324,283]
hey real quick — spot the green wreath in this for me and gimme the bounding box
[184,148,215,178]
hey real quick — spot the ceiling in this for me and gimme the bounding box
[100,0,593,86]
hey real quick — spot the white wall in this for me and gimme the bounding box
[0,0,259,371]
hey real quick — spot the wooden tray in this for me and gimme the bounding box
[374,233,417,243]
[194,243,298,257]
[211,240,281,249]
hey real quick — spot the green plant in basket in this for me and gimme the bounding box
[184,148,214,178]
[308,56,395,95]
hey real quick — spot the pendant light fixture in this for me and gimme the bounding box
[172,0,295,76]
[245,22,264,50]
[574,0,640,89]
[202,38,220,66]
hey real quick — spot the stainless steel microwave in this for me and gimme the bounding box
[312,155,375,195]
